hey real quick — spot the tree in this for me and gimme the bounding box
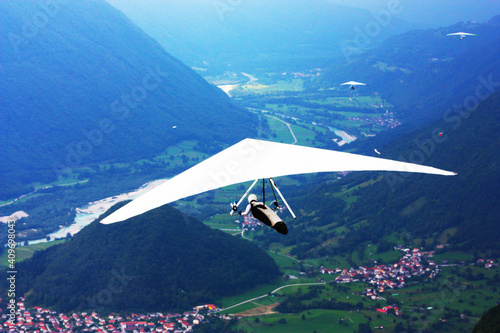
[357,322,372,333]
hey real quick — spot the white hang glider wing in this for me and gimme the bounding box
[341,81,367,86]
[447,32,477,39]
[341,81,368,90]
[101,138,456,224]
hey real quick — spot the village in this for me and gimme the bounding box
[319,246,497,316]
[347,110,402,129]
[322,247,439,289]
[321,246,441,317]
[0,300,219,333]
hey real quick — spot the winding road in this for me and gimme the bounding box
[266,115,297,145]
[216,282,326,313]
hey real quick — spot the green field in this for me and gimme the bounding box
[0,177,90,206]
[237,79,304,95]
[433,251,474,263]
[219,283,284,309]
[204,214,240,230]
[234,309,376,333]
[0,240,66,267]
[267,251,301,270]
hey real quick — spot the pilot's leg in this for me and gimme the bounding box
[273,222,288,235]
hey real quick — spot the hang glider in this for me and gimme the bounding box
[447,32,477,39]
[101,138,456,225]
[341,81,368,90]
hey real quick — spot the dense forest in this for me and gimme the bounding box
[5,204,280,313]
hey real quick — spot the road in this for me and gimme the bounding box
[240,230,252,241]
[246,108,297,145]
[270,250,301,263]
[216,282,326,313]
[267,115,297,145]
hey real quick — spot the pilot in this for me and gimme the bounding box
[239,194,287,234]
[239,194,259,217]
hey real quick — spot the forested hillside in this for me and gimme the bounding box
[9,204,280,313]
[261,92,500,257]
[352,92,500,252]
[0,0,256,199]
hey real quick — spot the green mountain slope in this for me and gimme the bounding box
[265,92,500,256]
[0,0,257,198]
[11,203,280,313]
[354,92,500,251]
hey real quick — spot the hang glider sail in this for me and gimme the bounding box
[447,32,477,39]
[341,81,368,90]
[101,138,456,225]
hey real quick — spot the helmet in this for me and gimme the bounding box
[248,194,257,203]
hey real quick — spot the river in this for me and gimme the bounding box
[328,127,357,146]
[27,179,167,245]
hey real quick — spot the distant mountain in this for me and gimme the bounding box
[11,204,280,313]
[327,0,500,27]
[0,0,257,198]
[266,92,500,256]
[315,16,500,129]
[106,0,425,73]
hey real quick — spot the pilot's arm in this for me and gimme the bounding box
[239,203,252,216]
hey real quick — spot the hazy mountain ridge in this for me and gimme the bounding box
[315,15,500,127]
[10,203,280,313]
[106,0,425,72]
[0,0,257,198]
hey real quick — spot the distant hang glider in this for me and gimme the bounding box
[341,81,368,90]
[101,138,456,225]
[447,32,477,39]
